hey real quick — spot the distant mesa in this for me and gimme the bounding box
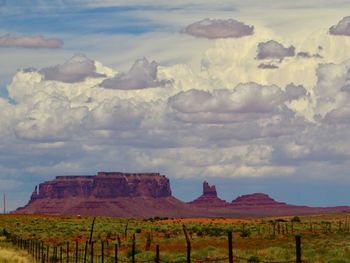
[188,181,228,207]
[15,173,350,218]
[29,172,172,200]
[15,172,193,218]
[231,193,288,208]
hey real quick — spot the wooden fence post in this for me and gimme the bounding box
[114,244,118,263]
[155,244,160,263]
[145,232,151,251]
[89,217,96,244]
[101,240,104,263]
[228,231,233,263]
[183,225,191,263]
[52,246,55,263]
[295,235,301,263]
[42,241,44,262]
[39,241,42,261]
[66,242,69,263]
[83,241,88,263]
[35,240,38,261]
[75,241,78,263]
[132,234,136,263]
[46,245,49,263]
[91,241,94,263]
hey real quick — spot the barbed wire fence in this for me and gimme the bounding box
[2,228,305,263]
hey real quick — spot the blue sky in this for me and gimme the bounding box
[2,0,350,210]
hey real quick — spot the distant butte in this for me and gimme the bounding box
[231,193,287,208]
[188,181,228,207]
[14,173,350,217]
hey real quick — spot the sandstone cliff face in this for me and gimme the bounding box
[188,181,228,207]
[16,172,183,217]
[30,172,172,202]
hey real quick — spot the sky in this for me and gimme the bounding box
[2,0,350,211]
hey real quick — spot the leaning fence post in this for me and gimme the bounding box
[183,224,191,263]
[83,241,88,263]
[89,217,96,244]
[91,241,94,263]
[155,244,160,263]
[228,231,233,263]
[295,235,301,263]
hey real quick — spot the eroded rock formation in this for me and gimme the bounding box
[188,181,228,207]
[15,177,350,217]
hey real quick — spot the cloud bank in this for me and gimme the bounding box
[4,14,350,209]
[184,18,254,39]
[0,35,63,49]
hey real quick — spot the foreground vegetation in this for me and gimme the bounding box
[0,236,33,263]
[1,213,350,262]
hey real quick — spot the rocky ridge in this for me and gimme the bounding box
[15,172,350,217]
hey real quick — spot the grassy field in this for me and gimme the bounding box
[1,214,350,262]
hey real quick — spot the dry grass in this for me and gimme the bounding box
[0,243,33,263]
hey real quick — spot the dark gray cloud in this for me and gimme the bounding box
[100,57,171,90]
[39,54,105,83]
[283,84,307,101]
[258,63,279,69]
[297,51,322,59]
[329,16,350,36]
[341,84,350,92]
[184,18,254,39]
[324,106,350,122]
[0,35,63,49]
[256,40,295,60]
